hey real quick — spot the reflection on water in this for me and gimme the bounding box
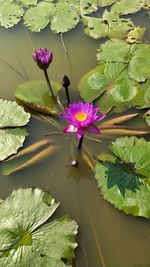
[0,17,150,267]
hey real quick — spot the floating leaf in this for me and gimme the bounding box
[98,0,117,7]
[95,137,150,218]
[0,0,24,28]
[0,99,30,128]
[50,0,80,33]
[24,2,54,32]
[15,80,61,115]
[18,0,37,7]
[0,188,78,266]
[0,128,28,161]
[96,38,131,63]
[111,0,145,15]
[79,38,150,113]
[128,44,150,82]
[80,0,98,15]
[83,10,134,39]
[126,27,146,44]
[0,99,30,161]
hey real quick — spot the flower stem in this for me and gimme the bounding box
[43,69,54,97]
[65,86,70,105]
[78,136,84,150]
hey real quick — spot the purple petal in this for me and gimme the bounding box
[86,124,101,134]
[77,128,84,139]
[63,125,77,133]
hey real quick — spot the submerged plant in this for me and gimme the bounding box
[61,101,106,149]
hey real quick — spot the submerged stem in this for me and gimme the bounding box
[43,69,54,97]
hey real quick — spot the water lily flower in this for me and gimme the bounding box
[32,48,53,70]
[61,101,106,140]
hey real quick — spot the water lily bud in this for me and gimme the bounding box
[32,48,53,70]
[62,75,70,88]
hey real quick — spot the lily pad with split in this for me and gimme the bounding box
[0,188,78,266]
[0,99,30,161]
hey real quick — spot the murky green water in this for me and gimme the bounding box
[0,15,150,267]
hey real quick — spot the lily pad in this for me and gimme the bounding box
[79,38,150,113]
[80,0,98,15]
[98,0,117,6]
[24,2,54,32]
[126,27,146,44]
[0,99,30,128]
[0,128,28,161]
[111,0,145,15]
[0,0,24,28]
[15,80,61,115]
[0,188,78,266]
[95,136,150,218]
[0,99,30,161]
[128,44,150,82]
[18,0,37,7]
[50,0,80,33]
[83,10,134,39]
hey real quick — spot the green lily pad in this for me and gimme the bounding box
[50,0,80,33]
[0,0,24,28]
[0,99,30,128]
[96,38,131,63]
[128,44,150,82]
[0,99,30,161]
[15,80,61,115]
[111,0,145,15]
[79,38,150,113]
[18,0,37,7]
[23,2,54,32]
[0,188,78,266]
[126,27,146,44]
[98,0,117,7]
[95,136,150,218]
[0,128,28,161]
[83,10,134,39]
[80,0,98,15]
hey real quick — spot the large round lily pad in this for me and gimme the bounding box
[0,188,78,267]
[95,136,150,218]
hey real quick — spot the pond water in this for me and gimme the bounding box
[0,13,150,267]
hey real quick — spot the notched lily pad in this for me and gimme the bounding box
[18,0,37,7]
[83,10,134,39]
[95,136,150,218]
[0,99,30,161]
[0,188,78,266]
[79,38,150,113]
[0,0,24,28]
[15,80,61,115]
[0,99,30,128]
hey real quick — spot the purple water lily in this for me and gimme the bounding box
[61,101,106,140]
[32,48,53,70]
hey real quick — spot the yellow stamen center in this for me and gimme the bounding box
[75,112,88,121]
